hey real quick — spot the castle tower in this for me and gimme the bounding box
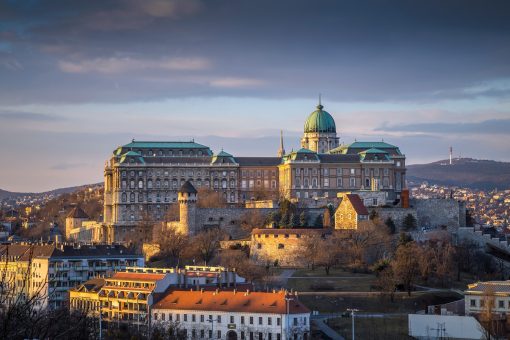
[177,181,198,235]
[277,130,286,157]
[301,99,339,153]
[65,206,89,240]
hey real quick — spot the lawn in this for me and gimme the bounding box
[299,291,462,314]
[327,315,411,340]
[287,267,377,292]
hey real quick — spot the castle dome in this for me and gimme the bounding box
[304,104,336,133]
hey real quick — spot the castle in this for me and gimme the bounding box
[97,102,406,242]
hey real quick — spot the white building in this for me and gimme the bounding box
[152,290,310,340]
[408,314,484,339]
[465,280,510,316]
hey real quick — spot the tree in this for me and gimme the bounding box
[392,242,421,296]
[290,213,300,228]
[369,210,379,221]
[384,217,396,234]
[377,267,397,302]
[316,237,341,275]
[155,225,189,267]
[313,215,323,228]
[323,209,332,228]
[299,211,308,227]
[402,213,417,231]
[196,188,227,208]
[186,228,225,264]
[298,234,322,270]
[240,209,267,233]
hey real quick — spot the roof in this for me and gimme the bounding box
[343,194,369,215]
[304,104,336,133]
[73,278,106,293]
[466,281,510,294]
[109,272,167,282]
[359,148,389,154]
[236,157,281,166]
[317,154,360,163]
[153,290,310,314]
[67,206,89,219]
[349,142,397,149]
[179,180,197,194]
[51,244,142,259]
[0,244,55,260]
[122,141,209,149]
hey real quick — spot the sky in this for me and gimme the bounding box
[0,0,509,192]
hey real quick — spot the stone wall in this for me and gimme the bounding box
[249,229,329,267]
[370,207,418,230]
[411,198,466,229]
[370,198,466,230]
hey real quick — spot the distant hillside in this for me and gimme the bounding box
[407,158,510,190]
[0,183,103,200]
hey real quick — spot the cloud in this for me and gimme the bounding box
[50,162,89,170]
[376,118,510,135]
[58,57,210,74]
[0,111,62,121]
[209,77,266,88]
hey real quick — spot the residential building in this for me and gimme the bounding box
[69,266,247,334]
[152,290,310,340]
[0,243,144,310]
[465,280,510,317]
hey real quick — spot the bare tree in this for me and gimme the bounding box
[391,241,420,296]
[196,188,227,208]
[186,228,225,264]
[155,225,190,267]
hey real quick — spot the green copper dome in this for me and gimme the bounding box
[304,104,336,133]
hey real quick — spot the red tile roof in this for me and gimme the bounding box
[110,272,166,282]
[346,194,369,215]
[153,290,310,314]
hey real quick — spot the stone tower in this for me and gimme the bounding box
[301,100,339,153]
[177,181,198,235]
[65,206,89,240]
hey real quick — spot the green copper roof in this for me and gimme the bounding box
[349,141,397,149]
[122,141,209,149]
[304,104,336,133]
[215,150,233,157]
[359,148,389,154]
[119,151,145,164]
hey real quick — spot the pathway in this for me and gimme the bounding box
[312,318,345,340]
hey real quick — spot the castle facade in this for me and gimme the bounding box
[103,102,406,234]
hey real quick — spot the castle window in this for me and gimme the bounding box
[324,168,329,176]
[271,180,277,188]
[396,161,401,167]
[324,178,329,187]
[121,193,127,202]
[384,168,389,176]
[222,179,227,189]
[156,180,161,188]
[337,178,343,188]
[278,244,284,249]
[337,168,342,175]
[130,193,135,202]
[148,180,153,189]
[274,234,278,238]
[230,179,235,188]
[214,180,219,189]
[138,180,144,189]
[350,168,356,175]
[121,180,127,189]
[130,180,135,189]
[122,171,126,177]
[350,178,356,188]
[365,178,370,188]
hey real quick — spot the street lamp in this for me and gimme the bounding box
[285,295,293,340]
[346,308,359,340]
[207,316,220,339]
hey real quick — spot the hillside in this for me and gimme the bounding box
[0,183,102,200]
[407,158,510,190]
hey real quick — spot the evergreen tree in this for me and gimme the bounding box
[398,231,413,246]
[299,211,308,227]
[385,217,396,234]
[402,213,417,231]
[290,213,300,228]
[313,214,323,228]
[280,212,290,228]
[369,210,379,221]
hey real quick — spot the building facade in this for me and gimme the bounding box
[102,103,406,240]
[465,280,510,318]
[0,243,144,309]
[152,290,310,340]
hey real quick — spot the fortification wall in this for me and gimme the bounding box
[411,198,466,228]
[371,207,418,229]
